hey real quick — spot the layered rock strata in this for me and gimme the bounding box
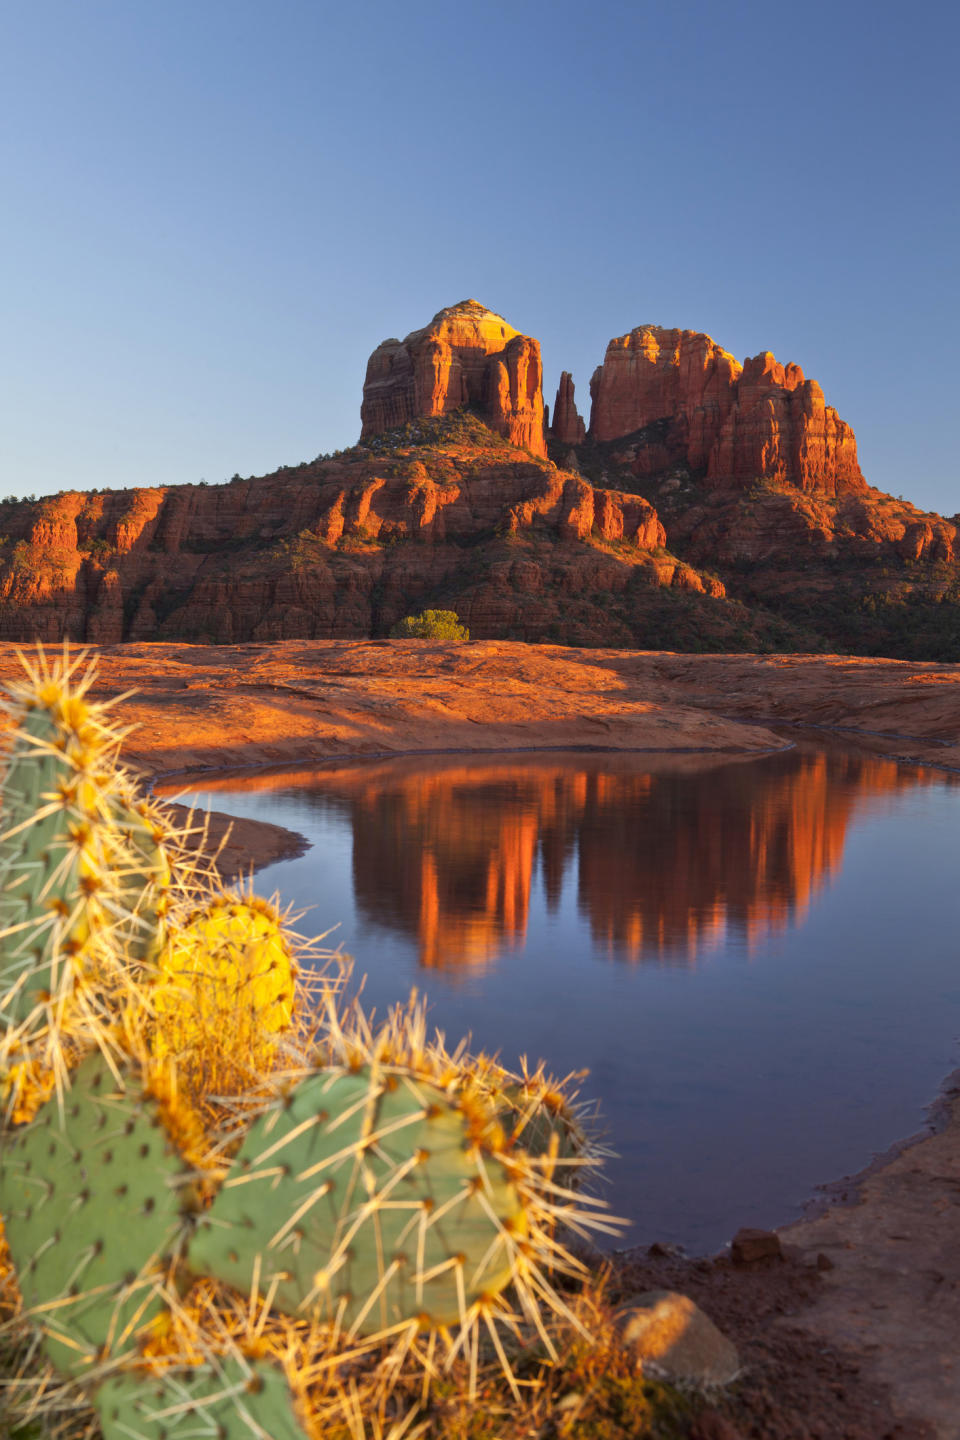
[360,300,546,457]
[0,438,725,648]
[588,326,865,496]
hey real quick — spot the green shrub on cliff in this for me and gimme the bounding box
[391,608,469,640]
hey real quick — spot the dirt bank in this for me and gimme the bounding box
[161,801,310,883]
[3,638,960,1436]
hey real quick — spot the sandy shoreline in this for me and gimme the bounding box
[3,637,960,1434]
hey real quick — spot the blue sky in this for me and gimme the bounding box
[0,1,956,512]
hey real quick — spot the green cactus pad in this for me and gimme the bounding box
[189,1065,527,1334]
[0,1052,188,1376]
[95,1358,312,1440]
[0,674,171,1056]
[497,1082,584,1168]
[103,791,171,965]
[0,706,88,1030]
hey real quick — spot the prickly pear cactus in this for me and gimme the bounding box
[0,1051,189,1376]
[0,650,172,1082]
[151,895,297,1098]
[189,1063,527,1334]
[95,1357,312,1440]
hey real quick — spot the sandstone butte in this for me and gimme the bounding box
[360,299,547,458]
[0,297,958,660]
[587,325,865,496]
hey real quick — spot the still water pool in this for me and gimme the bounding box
[168,742,960,1254]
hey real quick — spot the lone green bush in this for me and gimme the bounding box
[390,608,469,640]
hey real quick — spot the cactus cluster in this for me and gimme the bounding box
[0,646,621,1440]
[0,649,198,1124]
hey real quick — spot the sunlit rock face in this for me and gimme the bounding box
[588,325,865,496]
[0,451,681,645]
[360,300,547,457]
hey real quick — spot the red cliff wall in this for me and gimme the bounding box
[0,448,689,646]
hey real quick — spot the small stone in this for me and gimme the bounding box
[614,1290,740,1388]
[816,1252,835,1272]
[647,1240,686,1259]
[730,1227,782,1264]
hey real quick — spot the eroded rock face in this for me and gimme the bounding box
[663,485,956,571]
[0,432,702,647]
[587,326,865,496]
[551,372,586,445]
[360,300,547,458]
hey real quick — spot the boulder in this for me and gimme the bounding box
[730,1227,783,1265]
[614,1290,740,1387]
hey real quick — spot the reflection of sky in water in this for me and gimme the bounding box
[171,745,960,1254]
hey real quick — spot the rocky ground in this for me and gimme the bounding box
[3,637,959,1438]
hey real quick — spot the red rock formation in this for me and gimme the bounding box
[589,328,742,466]
[587,325,865,496]
[360,300,547,458]
[551,372,586,445]
[707,353,863,495]
[664,484,956,573]
[0,437,707,647]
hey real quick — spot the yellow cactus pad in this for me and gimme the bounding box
[152,896,298,1100]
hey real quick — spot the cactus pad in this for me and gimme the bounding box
[154,896,295,1050]
[497,1080,585,1171]
[151,896,297,1101]
[95,1358,312,1440]
[189,1064,527,1334]
[0,1052,189,1376]
[0,652,173,1079]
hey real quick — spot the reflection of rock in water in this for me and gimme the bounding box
[577,756,850,962]
[186,749,939,969]
[350,776,541,970]
[338,749,932,969]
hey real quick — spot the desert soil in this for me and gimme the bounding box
[3,637,960,1439]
